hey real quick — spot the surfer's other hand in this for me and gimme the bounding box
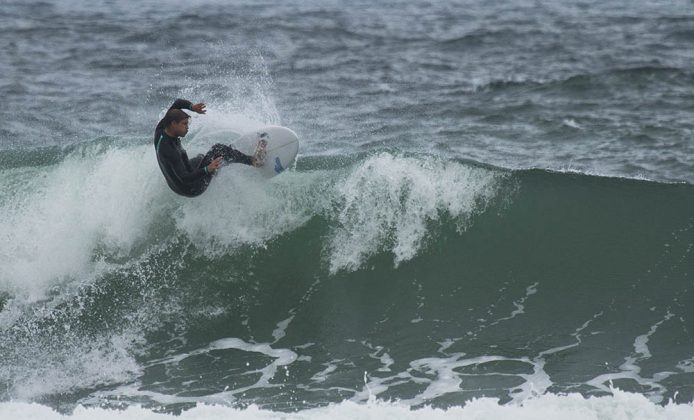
[191,103,207,114]
[207,157,223,173]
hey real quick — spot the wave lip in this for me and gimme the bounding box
[328,153,502,273]
[0,145,166,301]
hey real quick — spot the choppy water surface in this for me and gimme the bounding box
[1,1,693,418]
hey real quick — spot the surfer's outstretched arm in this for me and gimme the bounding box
[155,99,206,136]
[168,98,206,114]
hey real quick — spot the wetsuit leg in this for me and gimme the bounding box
[198,144,253,169]
[186,145,252,196]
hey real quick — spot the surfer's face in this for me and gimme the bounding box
[171,118,190,137]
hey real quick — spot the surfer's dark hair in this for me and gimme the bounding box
[162,109,190,127]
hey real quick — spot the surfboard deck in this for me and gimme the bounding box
[234,126,299,178]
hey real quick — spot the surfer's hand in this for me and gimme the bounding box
[207,157,223,173]
[191,103,207,114]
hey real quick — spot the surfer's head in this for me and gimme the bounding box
[163,109,190,137]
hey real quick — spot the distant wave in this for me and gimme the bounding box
[469,65,693,93]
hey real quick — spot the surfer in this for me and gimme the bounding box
[154,99,266,197]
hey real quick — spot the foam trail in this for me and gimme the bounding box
[586,312,676,401]
[83,335,300,408]
[489,282,539,326]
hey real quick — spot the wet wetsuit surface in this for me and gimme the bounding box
[154,99,253,197]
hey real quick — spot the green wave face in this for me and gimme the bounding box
[0,147,692,410]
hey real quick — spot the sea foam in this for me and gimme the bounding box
[1,390,693,420]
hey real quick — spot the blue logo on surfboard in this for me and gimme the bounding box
[274,157,284,174]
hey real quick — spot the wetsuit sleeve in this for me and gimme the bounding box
[169,98,193,111]
[159,141,207,184]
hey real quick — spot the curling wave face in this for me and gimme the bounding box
[0,139,692,414]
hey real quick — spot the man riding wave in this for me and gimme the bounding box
[154,99,265,197]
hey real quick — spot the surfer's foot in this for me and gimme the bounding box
[253,139,267,167]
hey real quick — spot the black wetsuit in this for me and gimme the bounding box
[154,99,253,197]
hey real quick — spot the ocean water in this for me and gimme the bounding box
[1,0,693,419]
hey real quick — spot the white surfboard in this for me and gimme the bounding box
[234,126,299,178]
